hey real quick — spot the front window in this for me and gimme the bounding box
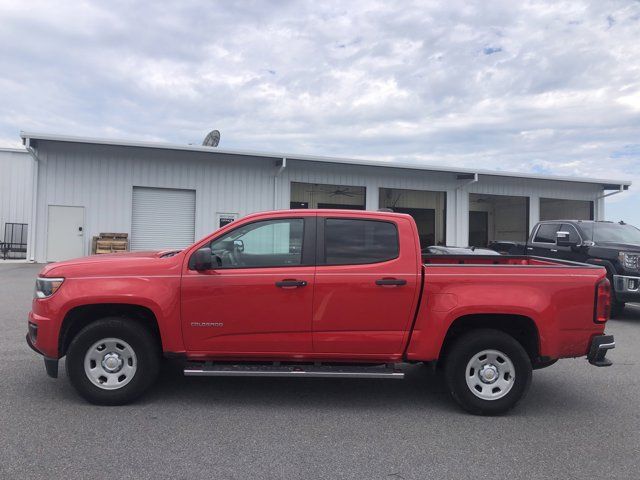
[580,223,640,244]
[209,218,304,268]
[560,224,582,244]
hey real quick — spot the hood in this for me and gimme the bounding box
[593,242,640,252]
[39,250,184,278]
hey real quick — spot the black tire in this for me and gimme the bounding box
[65,317,160,405]
[444,329,532,415]
[610,299,625,318]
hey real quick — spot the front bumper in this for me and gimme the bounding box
[587,334,615,367]
[26,332,59,378]
[613,275,640,302]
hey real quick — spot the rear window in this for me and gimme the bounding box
[534,224,560,243]
[324,219,399,265]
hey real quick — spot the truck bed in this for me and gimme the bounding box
[423,254,588,267]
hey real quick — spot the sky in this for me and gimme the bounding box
[1,0,639,223]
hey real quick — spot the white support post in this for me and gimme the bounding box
[365,181,379,211]
[595,196,605,220]
[445,190,456,246]
[528,195,540,232]
[455,188,469,247]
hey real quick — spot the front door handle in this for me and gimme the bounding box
[275,279,307,288]
[375,278,407,286]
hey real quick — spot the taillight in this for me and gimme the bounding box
[595,278,611,323]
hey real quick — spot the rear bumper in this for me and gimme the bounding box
[587,334,615,367]
[613,275,640,302]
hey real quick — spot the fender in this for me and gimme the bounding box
[41,275,184,355]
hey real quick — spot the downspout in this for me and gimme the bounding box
[596,184,625,200]
[595,184,626,221]
[456,172,479,190]
[25,139,39,263]
[273,157,287,210]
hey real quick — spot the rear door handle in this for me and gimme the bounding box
[275,279,307,288]
[375,278,407,286]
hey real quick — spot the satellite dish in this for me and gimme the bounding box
[202,130,220,147]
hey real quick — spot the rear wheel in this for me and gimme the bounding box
[65,317,160,405]
[444,329,532,415]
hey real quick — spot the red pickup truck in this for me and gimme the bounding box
[27,210,615,415]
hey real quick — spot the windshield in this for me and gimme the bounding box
[580,222,640,245]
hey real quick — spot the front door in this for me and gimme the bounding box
[46,205,85,261]
[181,216,316,355]
[529,222,561,258]
[312,215,420,356]
[555,223,588,262]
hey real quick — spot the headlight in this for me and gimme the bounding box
[34,277,65,299]
[619,252,640,271]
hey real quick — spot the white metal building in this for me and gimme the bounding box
[0,148,33,257]
[16,132,631,263]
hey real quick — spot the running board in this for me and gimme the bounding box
[184,362,404,379]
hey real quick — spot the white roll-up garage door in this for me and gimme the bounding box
[131,187,196,251]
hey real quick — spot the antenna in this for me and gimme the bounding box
[202,130,220,147]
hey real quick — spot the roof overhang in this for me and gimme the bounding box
[0,146,28,154]
[20,131,632,190]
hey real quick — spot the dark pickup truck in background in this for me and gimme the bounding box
[490,220,640,316]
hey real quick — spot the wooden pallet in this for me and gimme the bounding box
[92,233,129,254]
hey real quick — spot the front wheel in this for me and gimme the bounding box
[65,317,160,405]
[444,329,532,415]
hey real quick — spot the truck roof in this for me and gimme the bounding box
[537,219,620,224]
[257,208,415,219]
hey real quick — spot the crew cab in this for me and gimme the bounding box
[490,220,640,317]
[27,210,614,415]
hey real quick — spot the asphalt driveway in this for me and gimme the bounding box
[1,262,639,479]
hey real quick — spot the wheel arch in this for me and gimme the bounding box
[440,313,540,364]
[59,303,162,357]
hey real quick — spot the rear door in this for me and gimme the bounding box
[312,215,421,355]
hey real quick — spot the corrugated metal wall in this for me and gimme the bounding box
[32,142,277,261]
[30,141,605,262]
[0,149,33,238]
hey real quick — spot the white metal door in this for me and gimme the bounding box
[131,187,196,251]
[46,205,85,261]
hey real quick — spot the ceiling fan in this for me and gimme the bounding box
[306,185,363,197]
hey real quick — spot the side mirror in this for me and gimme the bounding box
[556,231,578,248]
[189,247,213,271]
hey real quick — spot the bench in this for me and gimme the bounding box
[1,223,28,260]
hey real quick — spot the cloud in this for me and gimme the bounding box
[483,46,503,55]
[0,0,639,222]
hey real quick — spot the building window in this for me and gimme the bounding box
[290,182,366,210]
[379,188,446,247]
